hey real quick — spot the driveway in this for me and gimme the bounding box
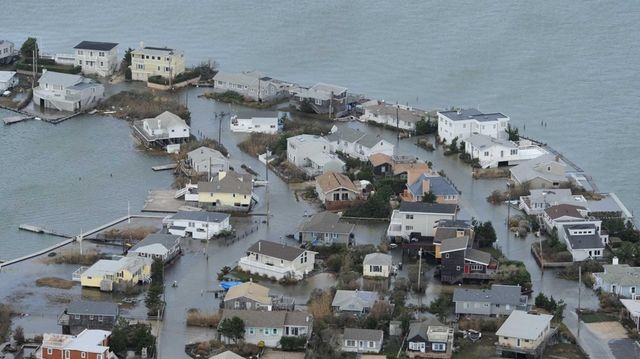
[583,321,639,359]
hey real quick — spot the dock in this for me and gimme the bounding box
[152,163,178,171]
[42,111,84,125]
[3,115,33,125]
[18,224,71,238]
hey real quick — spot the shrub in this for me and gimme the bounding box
[186,309,221,327]
[280,336,307,351]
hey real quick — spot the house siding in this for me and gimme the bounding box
[440,250,465,284]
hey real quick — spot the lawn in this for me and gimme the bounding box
[544,343,587,359]
[453,332,497,359]
[580,312,618,323]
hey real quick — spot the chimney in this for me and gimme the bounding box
[612,256,619,265]
[555,154,560,162]
[258,241,261,252]
[157,119,161,129]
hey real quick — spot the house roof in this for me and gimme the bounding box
[563,224,604,250]
[594,264,640,287]
[210,350,245,359]
[343,328,383,342]
[453,285,522,305]
[224,282,271,305]
[82,256,151,278]
[316,172,358,194]
[288,134,330,146]
[66,301,119,317]
[496,311,553,340]
[143,111,188,130]
[620,300,640,317]
[544,204,586,220]
[363,253,392,267]
[369,153,393,167]
[247,240,308,261]
[295,82,347,100]
[509,154,567,184]
[220,309,311,328]
[325,127,387,149]
[437,219,472,229]
[74,41,118,51]
[398,202,457,215]
[43,329,111,353]
[188,146,227,164]
[332,290,378,311]
[407,317,443,341]
[306,152,345,167]
[130,233,180,253]
[0,71,16,83]
[199,171,253,195]
[440,236,469,253]
[365,103,427,124]
[169,211,229,223]
[408,174,459,197]
[133,46,180,57]
[38,71,83,88]
[466,133,516,149]
[439,109,508,122]
[465,248,492,265]
[300,211,355,235]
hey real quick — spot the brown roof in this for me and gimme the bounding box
[199,170,253,195]
[247,240,312,261]
[315,172,358,193]
[368,153,393,167]
[544,204,586,220]
[224,282,271,304]
[393,162,430,176]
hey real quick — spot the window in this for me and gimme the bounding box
[65,350,70,359]
[346,340,355,347]
[370,265,382,272]
[89,315,94,320]
[405,225,413,231]
[510,149,518,155]
[249,327,255,335]
[165,67,170,72]
[406,214,414,219]
[81,352,87,358]
[98,316,103,322]
[78,50,83,55]
[99,51,105,57]
[456,266,461,271]
[368,341,375,348]
[234,300,240,309]
[100,61,104,67]
[445,253,450,258]
[315,98,322,105]
[47,348,53,355]
[432,343,446,352]
[97,354,103,359]
[264,328,270,335]
[484,151,489,156]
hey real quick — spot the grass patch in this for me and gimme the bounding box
[203,91,278,109]
[186,309,221,328]
[103,227,158,241]
[0,304,11,342]
[546,343,587,359]
[97,90,190,121]
[35,277,75,289]
[453,332,498,359]
[581,312,617,323]
[45,250,101,266]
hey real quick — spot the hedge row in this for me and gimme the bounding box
[147,70,200,85]
[16,61,82,75]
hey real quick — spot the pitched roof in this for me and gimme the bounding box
[0,71,16,83]
[247,240,308,261]
[130,233,180,253]
[43,329,112,353]
[169,211,229,223]
[66,301,119,317]
[398,202,457,215]
[563,224,604,250]
[440,236,469,253]
[325,127,388,149]
[409,174,459,197]
[74,41,118,51]
[393,162,430,176]
[220,309,311,328]
[143,111,188,130]
[199,171,253,195]
[369,153,393,167]
[496,311,552,340]
[300,211,355,235]
[38,71,83,88]
[437,219,472,229]
[453,285,522,305]
[224,282,271,305]
[510,154,567,184]
[295,82,347,100]
[343,328,383,342]
[363,253,392,267]
[316,172,358,193]
[210,351,245,359]
[438,109,508,122]
[332,290,378,311]
[466,133,516,149]
[408,317,444,341]
[544,204,586,220]
[465,248,491,265]
[594,264,640,287]
[188,146,227,164]
[364,102,427,124]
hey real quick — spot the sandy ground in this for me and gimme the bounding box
[584,321,628,340]
[261,350,306,359]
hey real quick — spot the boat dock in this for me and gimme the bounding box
[1,214,165,269]
[3,115,33,125]
[152,163,178,171]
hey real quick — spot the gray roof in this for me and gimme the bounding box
[188,146,227,164]
[295,82,347,101]
[220,309,311,328]
[496,311,552,340]
[66,301,119,317]
[130,233,180,252]
[300,211,355,235]
[74,41,118,51]
[465,248,491,265]
[363,252,392,267]
[594,264,640,287]
[453,285,522,305]
[38,71,83,88]
[409,174,459,197]
[440,236,469,253]
[437,219,472,229]
[466,133,516,149]
[332,290,378,312]
[563,224,604,250]
[343,328,383,342]
[199,171,253,195]
[169,211,229,223]
[0,71,17,83]
[210,351,245,359]
[325,127,388,149]
[365,103,426,124]
[439,108,508,122]
[398,202,457,215]
[408,317,444,341]
[510,154,567,184]
[247,240,308,261]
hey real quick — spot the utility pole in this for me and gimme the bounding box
[79,228,83,256]
[218,112,223,144]
[329,92,333,120]
[578,265,582,339]
[396,102,400,139]
[417,248,423,292]
[265,146,270,227]
[127,201,131,224]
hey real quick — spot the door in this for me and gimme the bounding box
[464,264,470,273]
[517,338,521,347]
[40,98,45,108]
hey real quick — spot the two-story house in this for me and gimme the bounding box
[213,70,290,102]
[238,240,316,280]
[495,311,555,359]
[453,285,526,317]
[519,189,587,216]
[363,253,393,278]
[437,108,510,144]
[219,310,312,348]
[299,211,355,246]
[315,172,361,210]
[128,233,182,264]
[292,82,348,115]
[326,126,394,161]
[593,257,640,298]
[0,71,18,92]
[387,202,458,240]
[433,219,474,260]
[132,111,190,150]
[287,134,345,176]
[223,281,273,311]
[33,70,104,112]
[164,211,231,240]
[360,101,427,132]
[76,256,152,292]
[407,318,454,358]
[561,223,605,261]
[401,173,460,205]
[187,146,229,175]
[197,171,254,211]
[341,328,384,354]
[73,41,118,77]
[130,44,185,82]
[439,237,496,284]
[39,329,117,359]
[464,134,548,169]
[509,154,568,189]
[58,301,119,335]
[0,40,16,64]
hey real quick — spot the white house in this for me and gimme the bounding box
[593,258,640,298]
[187,146,228,174]
[219,310,312,348]
[437,108,510,144]
[238,240,316,280]
[342,328,384,354]
[464,134,548,168]
[519,189,587,216]
[0,71,18,92]
[387,202,458,240]
[510,154,568,189]
[133,111,190,150]
[315,172,360,208]
[0,40,16,64]
[128,233,182,263]
[33,70,104,112]
[213,71,291,102]
[230,116,280,134]
[495,311,554,358]
[163,211,231,240]
[292,82,348,115]
[287,134,345,176]
[326,126,394,161]
[363,253,393,278]
[360,101,427,132]
[560,223,605,261]
[130,44,185,82]
[332,290,379,314]
[73,41,118,77]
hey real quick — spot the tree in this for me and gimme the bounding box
[505,124,520,141]
[415,118,437,135]
[535,292,549,309]
[458,140,466,153]
[13,326,25,345]
[20,37,38,58]
[474,221,497,248]
[145,284,163,316]
[219,317,245,344]
[109,318,129,357]
[422,191,437,203]
[150,258,164,285]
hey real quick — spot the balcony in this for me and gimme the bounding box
[72,266,88,281]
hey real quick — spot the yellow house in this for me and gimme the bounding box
[198,171,254,210]
[79,256,152,292]
[496,311,554,358]
[130,44,185,82]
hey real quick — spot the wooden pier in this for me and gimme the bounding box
[18,224,71,238]
[152,163,178,171]
[3,115,33,125]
